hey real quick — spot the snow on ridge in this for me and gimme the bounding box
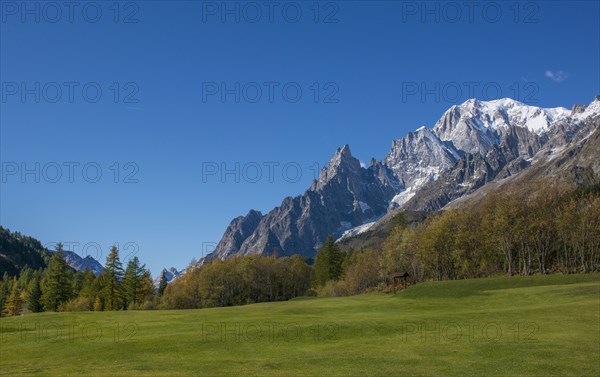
[435,98,572,144]
[573,97,600,120]
[476,98,571,134]
[337,220,378,242]
[391,190,416,208]
[153,267,185,289]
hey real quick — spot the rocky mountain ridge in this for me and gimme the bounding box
[202,97,600,263]
[59,249,104,276]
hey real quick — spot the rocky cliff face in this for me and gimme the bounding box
[447,110,600,209]
[402,97,599,211]
[60,250,103,276]
[432,98,571,154]
[205,145,399,262]
[210,210,263,261]
[204,97,600,263]
[383,127,460,208]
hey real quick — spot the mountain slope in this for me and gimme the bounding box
[59,250,104,276]
[405,97,600,211]
[384,127,459,208]
[0,226,49,276]
[207,145,399,262]
[206,97,600,262]
[432,98,570,154]
[447,108,600,209]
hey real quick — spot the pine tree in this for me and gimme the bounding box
[3,277,22,316]
[312,235,344,288]
[312,238,332,288]
[79,270,97,299]
[27,276,44,313]
[17,267,33,290]
[0,277,9,316]
[100,246,125,310]
[41,243,72,311]
[327,236,344,281]
[158,271,168,296]
[123,256,147,308]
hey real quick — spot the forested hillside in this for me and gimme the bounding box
[0,226,49,276]
[311,184,600,296]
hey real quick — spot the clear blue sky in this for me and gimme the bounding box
[1,1,599,276]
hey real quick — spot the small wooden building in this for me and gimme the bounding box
[391,272,410,294]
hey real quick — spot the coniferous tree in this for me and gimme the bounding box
[123,256,148,308]
[312,243,331,288]
[0,277,9,316]
[27,275,44,313]
[79,270,97,300]
[312,235,343,288]
[100,245,125,310]
[158,271,168,296]
[3,277,22,316]
[327,236,344,281]
[17,267,33,290]
[71,270,86,297]
[41,243,72,311]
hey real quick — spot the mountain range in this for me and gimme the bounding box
[201,97,600,264]
[153,267,185,289]
[59,250,104,276]
[0,226,106,277]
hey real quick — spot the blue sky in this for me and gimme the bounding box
[1,1,599,275]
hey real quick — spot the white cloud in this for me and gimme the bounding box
[360,161,366,168]
[545,70,569,82]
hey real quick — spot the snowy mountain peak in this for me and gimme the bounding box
[433,98,572,154]
[571,96,600,121]
[586,96,600,112]
[384,124,461,208]
[153,267,185,289]
[209,97,600,264]
[458,97,570,132]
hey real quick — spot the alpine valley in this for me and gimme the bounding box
[203,97,600,263]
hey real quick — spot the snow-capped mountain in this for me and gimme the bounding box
[384,127,460,208]
[433,98,571,154]
[390,97,599,211]
[57,249,104,275]
[153,267,185,288]
[204,97,600,262]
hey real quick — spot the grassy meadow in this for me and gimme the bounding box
[1,273,598,376]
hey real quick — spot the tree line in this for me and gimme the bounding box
[2,184,598,314]
[0,244,155,316]
[160,254,312,309]
[0,243,315,315]
[313,184,600,296]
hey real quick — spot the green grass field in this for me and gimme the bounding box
[1,274,599,376]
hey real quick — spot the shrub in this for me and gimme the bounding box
[60,297,92,312]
